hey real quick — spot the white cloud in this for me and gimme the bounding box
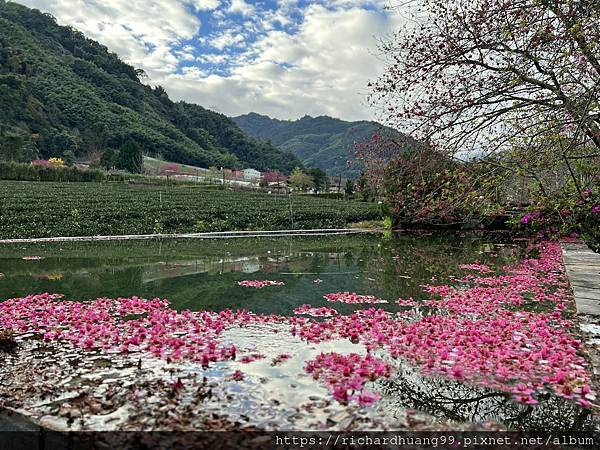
[227,0,254,16]
[14,0,404,121]
[189,0,220,11]
[164,4,403,121]
[209,28,246,50]
[197,53,229,64]
[16,0,201,78]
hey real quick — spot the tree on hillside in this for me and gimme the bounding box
[307,168,327,192]
[100,148,118,170]
[40,129,78,159]
[344,179,355,197]
[262,170,287,188]
[117,140,143,174]
[287,167,314,192]
[371,0,600,195]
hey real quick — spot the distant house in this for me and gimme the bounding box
[243,168,261,182]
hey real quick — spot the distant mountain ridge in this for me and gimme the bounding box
[232,113,406,177]
[0,1,302,173]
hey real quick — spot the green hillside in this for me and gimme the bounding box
[232,113,409,177]
[0,1,302,173]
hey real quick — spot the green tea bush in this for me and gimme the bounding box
[0,181,382,238]
[0,161,106,182]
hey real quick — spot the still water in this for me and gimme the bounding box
[0,232,595,432]
[0,232,516,314]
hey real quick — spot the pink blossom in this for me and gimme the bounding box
[271,354,291,366]
[293,242,595,407]
[231,370,245,381]
[239,353,265,364]
[294,304,338,317]
[305,352,391,407]
[459,263,492,274]
[237,280,285,288]
[324,292,388,304]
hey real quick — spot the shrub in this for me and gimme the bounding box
[0,161,106,182]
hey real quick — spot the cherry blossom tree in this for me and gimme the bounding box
[370,0,600,166]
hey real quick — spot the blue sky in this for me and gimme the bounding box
[16,0,402,120]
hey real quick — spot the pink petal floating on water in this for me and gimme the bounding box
[459,263,493,274]
[294,304,338,317]
[0,241,595,410]
[239,353,265,364]
[323,292,388,304]
[231,370,245,381]
[0,293,281,370]
[294,242,596,407]
[237,280,285,288]
[305,352,391,407]
[358,389,381,407]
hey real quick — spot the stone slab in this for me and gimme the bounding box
[562,243,600,316]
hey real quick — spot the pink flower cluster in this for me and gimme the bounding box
[0,241,594,410]
[293,243,595,407]
[294,304,338,317]
[271,354,291,366]
[239,353,265,364]
[237,280,285,288]
[305,353,391,407]
[323,292,388,304]
[0,294,282,368]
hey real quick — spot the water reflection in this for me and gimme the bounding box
[0,232,518,315]
[3,232,592,432]
[377,364,595,433]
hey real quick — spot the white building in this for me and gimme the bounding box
[243,168,261,182]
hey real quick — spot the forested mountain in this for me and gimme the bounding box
[0,1,302,173]
[232,113,407,177]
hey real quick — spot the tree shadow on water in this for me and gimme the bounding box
[377,365,597,433]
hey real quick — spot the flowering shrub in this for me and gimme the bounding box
[48,157,65,167]
[514,187,600,252]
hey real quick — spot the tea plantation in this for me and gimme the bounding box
[0,181,381,239]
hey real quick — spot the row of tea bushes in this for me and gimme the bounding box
[0,181,382,238]
[0,161,107,182]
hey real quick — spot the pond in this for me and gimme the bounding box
[0,232,596,433]
[0,232,515,314]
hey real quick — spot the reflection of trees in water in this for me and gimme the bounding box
[362,235,522,300]
[377,364,595,433]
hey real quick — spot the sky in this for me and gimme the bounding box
[15,0,403,121]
